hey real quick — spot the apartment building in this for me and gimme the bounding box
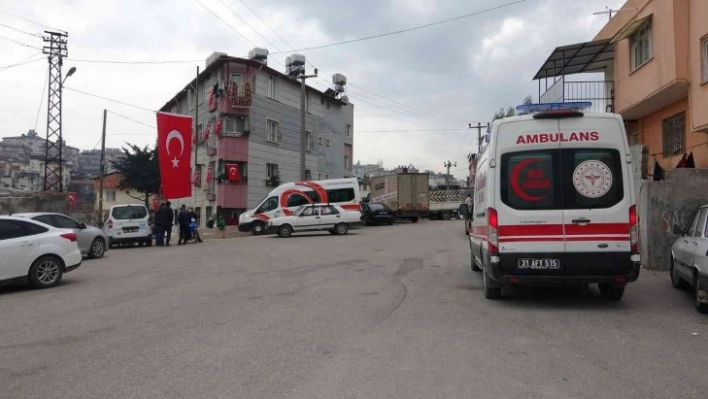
[534,0,708,174]
[78,148,124,178]
[159,51,354,224]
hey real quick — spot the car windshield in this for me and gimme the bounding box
[111,206,147,220]
[370,204,386,211]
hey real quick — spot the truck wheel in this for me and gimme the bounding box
[483,269,502,299]
[441,211,452,220]
[598,283,624,300]
[411,217,419,223]
[251,222,265,236]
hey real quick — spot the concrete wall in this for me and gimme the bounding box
[638,168,708,269]
[0,192,70,216]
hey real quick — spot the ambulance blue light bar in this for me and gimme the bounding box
[515,102,592,116]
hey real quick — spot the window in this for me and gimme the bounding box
[694,209,708,238]
[256,196,278,213]
[106,190,116,202]
[662,113,685,157]
[200,83,206,104]
[305,130,313,152]
[630,20,652,70]
[197,123,203,144]
[266,75,276,99]
[300,206,316,217]
[0,220,47,240]
[321,205,340,215]
[230,73,242,84]
[266,163,279,178]
[224,116,247,135]
[500,149,623,210]
[53,215,81,229]
[702,36,708,83]
[346,124,352,138]
[111,205,148,220]
[266,119,280,143]
[327,188,355,203]
[319,136,322,146]
[305,169,312,180]
[326,139,330,147]
[344,156,350,170]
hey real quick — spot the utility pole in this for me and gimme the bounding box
[98,109,107,225]
[469,122,489,155]
[194,66,199,207]
[42,30,70,191]
[443,160,456,190]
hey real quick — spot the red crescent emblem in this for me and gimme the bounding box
[510,158,549,202]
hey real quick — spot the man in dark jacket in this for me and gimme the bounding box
[177,205,192,245]
[154,202,173,246]
[163,201,174,246]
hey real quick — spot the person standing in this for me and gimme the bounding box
[464,193,474,216]
[163,201,174,246]
[177,205,192,245]
[153,203,170,246]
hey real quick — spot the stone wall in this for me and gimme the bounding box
[638,169,708,270]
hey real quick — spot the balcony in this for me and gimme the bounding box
[539,78,615,113]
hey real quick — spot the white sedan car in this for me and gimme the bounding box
[0,216,83,289]
[266,203,362,238]
[670,204,708,313]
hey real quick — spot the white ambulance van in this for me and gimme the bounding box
[468,102,640,300]
[238,178,360,235]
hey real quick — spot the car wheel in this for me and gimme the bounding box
[483,269,502,299]
[251,222,266,236]
[411,217,419,223]
[387,220,394,226]
[361,217,368,226]
[335,223,349,235]
[329,229,337,234]
[670,257,689,290]
[88,238,106,259]
[694,273,708,314]
[598,283,625,301]
[28,256,63,289]
[277,224,293,238]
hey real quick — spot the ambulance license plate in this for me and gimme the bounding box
[518,258,561,270]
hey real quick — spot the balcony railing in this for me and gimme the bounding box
[539,79,614,113]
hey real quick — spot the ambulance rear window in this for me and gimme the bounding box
[501,149,624,210]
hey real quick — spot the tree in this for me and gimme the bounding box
[493,95,534,120]
[110,144,161,208]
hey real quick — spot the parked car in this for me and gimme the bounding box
[13,212,108,259]
[361,202,395,226]
[266,203,362,238]
[670,204,708,313]
[0,216,82,289]
[103,204,152,248]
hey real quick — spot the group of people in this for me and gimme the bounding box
[152,202,203,246]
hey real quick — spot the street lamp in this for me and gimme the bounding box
[61,66,76,86]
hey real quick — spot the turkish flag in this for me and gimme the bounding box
[215,119,223,136]
[226,163,240,183]
[156,112,193,199]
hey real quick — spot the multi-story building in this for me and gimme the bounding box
[1,129,77,189]
[78,148,124,178]
[159,51,354,224]
[534,0,708,173]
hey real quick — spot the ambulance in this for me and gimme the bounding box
[238,178,360,235]
[467,102,640,300]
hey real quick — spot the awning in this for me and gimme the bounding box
[533,39,615,80]
[611,15,652,43]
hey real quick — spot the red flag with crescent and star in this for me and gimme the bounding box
[226,163,240,183]
[156,112,193,199]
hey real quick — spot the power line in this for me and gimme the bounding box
[237,0,297,51]
[0,33,42,50]
[214,0,286,54]
[192,0,257,47]
[271,0,529,54]
[0,52,43,71]
[68,58,202,64]
[107,110,156,129]
[0,23,42,38]
[0,11,65,33]
[63,86,155,112]
[34,72,48,130]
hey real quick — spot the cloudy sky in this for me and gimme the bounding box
[0,0,624,180]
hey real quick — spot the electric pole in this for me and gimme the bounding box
[469,122,489,155]
[443,160,456,190]
[42,30,71,191]
[287,54,317,181]
[98,109,107,225]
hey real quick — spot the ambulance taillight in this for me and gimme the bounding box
[629,205,638,254]
[488,207,499,255]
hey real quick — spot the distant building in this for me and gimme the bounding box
[1,129,76,189]
[93,172,143,220]
[78,148,124,178]
[159,50,354,224]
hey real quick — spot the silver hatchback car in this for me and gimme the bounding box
[13,212,109,259]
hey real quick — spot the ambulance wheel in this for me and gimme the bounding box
[251,222,265,236]
[483,269,502,299]
[411,217,419,223]
[471,257,481,272]
[598,283,624,301]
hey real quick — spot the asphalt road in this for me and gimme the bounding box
[1,219,706,398]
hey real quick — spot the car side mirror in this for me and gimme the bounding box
[80,222,87,229]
